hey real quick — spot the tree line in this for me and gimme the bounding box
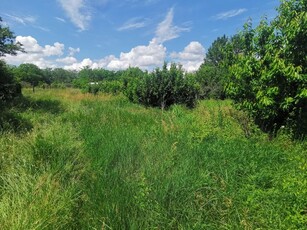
[1,0,306,137]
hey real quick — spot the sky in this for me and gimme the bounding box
[1,0,280,72]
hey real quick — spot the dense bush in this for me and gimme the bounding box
[98,80,123,95]
[124,63,199,109]
[196,62,226,99]
[0,83,21,102]
[0,60,21,103]
[83,81,123,95]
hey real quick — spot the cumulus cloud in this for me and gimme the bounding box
[214,8,247,20]
[170,41,205,72]
[56,56,77,64]
[154,8,190,44]
[63,40,166,71]
[3,36,64,68]
[44,43,65,56]
[107,40,166,70]
[57,0,91,31]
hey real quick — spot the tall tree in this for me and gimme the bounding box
[206,35,229,66]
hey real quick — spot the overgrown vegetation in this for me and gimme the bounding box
[226,0,307,137]
[1,0,306,137]
[0,88,306,229]
[0,1,306,228]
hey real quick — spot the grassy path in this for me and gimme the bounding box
[0,88,306,229]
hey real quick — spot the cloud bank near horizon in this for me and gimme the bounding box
[3,8,205,72]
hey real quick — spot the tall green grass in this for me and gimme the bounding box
[0,88,306,229]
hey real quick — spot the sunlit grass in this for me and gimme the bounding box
[0,88,306,229]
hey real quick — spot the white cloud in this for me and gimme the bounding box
[214,9,247,20]
[154,8,190,43]
[170,41,205,72]
[55,17,66,23]
[3,36,64,68]
[117,17,148,31]
[4,13,36,25]
[68,47,80,56]
[56,56,77,64]
[44,43,65,56]
[107,39,166,70]
[57,0,91,31]
[63,40,166,71]
[15,36,42,53]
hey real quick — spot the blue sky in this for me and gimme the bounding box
[1,0,280,71]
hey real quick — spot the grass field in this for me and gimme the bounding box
[0,88,306,229]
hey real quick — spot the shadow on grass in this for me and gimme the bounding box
[11,96,64,114]
[0,110,33,134]
[0,95,64,134]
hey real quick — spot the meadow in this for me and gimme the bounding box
[0,88,306,229]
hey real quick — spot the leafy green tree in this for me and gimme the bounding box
[206,35,229,66]
[0,17,24,56]
[226,0,307,136]
[73,66,95,88]
[196,35,230,99]
[14,63,43,92]
[196,62,227,99]
[0,18,23,102]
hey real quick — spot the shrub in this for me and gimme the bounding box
[98,80,123,95]
[124,63,199,109]
[0,60,22,103]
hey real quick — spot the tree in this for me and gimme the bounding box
[0,18,23,102]
[0,17,24,56]
[226,0,307,137]
[206,35,229,66]
[196,62,227,99]
[196,35,230,99]
[14,63,43,92]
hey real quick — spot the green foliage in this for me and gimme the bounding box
[14,63,43,92]
[98,80,123,94]
[0,17,24,56]
[206,35,229,66]
[43,68,77,87]
[196,35,232,100]
[0,18,23,103]
[226,0,307,137]
[124,63,199,109]
[0,60,21,103]
[196,61,227,99]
